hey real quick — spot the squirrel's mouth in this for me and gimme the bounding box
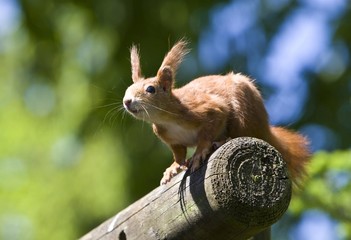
[124,103,141,115]
[129,108,140,114]
[125,105,139,114]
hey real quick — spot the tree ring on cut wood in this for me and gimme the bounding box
[207,137,292,228]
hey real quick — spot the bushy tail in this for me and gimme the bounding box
[269,127,311,186]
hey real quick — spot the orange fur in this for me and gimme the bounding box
[130,45,143,82]
[123,40,310,185]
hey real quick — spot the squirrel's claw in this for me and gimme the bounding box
[160,163,187,185]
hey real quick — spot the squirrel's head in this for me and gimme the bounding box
[123,40,188,122]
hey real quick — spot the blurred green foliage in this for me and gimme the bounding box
[0,0,350,239]
[292,151,351,219]
[288,150,351,239]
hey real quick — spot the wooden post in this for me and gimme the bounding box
[81,137,292,240]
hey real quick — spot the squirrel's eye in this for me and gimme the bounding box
[146,86,156,94]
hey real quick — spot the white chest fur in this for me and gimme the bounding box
[160,123,199,147]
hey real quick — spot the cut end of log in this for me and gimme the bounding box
[206,137,291,228]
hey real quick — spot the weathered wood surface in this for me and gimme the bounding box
[81,137,292,240]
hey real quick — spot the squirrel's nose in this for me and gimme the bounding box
[123,99,132,109]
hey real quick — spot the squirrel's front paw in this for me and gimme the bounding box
[160,162,187,185]
[190,149,210,172]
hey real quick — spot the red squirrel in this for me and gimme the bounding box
[123,40,310,185]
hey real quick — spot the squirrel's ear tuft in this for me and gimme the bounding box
[157,66,173,91]
[130,45,143,82]
[158,39,189,81]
